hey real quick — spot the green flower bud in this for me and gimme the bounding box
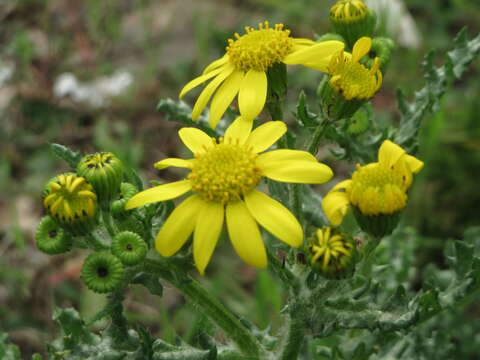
[111,231,147,266]
[330,0,376,49]
[81,252,125,293]
[77,152,124,207]
[352,205,402,238]
[35,216,72,254]
[306,227,355,279]
[365,37,395,72]
[316,32,345,43]
[42,173,97,235]
[117,217,145,238]
[111,182,138,216]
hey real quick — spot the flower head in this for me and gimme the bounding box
[81,252,125,293]
[327,37,382,100]
[126,118,333,274]
[180,21,344,127]
[330,0,370,23]
[322,140,424,227]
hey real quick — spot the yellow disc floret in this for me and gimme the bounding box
[226,21,294,72]
[43,173,97,223]
[309,227,354,274]
[330,0,369,22]
[348,163,408,216]
[188,139,262,203]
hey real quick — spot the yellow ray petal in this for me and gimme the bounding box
[257,149,317,166]
[378,140,405,168]
[352,37,372,63]
[331,179,352,192]
[283,40,344,66]
[192,65,235,121]
[209,70,243,128]
[226,200,267,268]
[154,158,193,170]
[125,180,191,209]
[244,190,303,247]
[155,195,202,257]
[261,160,333,184]
[246,121,286,153]
[224,116,253,145]
[202,54,229,74]
[404,154,424,173]
[302,58,336,73]
[238,69,267,122]
[179,65,226,99]
[178,127,214,155]
[322,191,350,226]
[193,201,224,275]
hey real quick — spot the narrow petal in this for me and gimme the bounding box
[404,154,424,173]
[209,70,243,128]
[283,40,344,65]
[322,191,350,226]
[257,149,317,166]
[202,55,229,74]
[154,158,193,170]
[226,200,266,268]
[238,69,267,122]
[246,121,286,153]
[244,190,303,247]
[155,195,203,257]
[352,37,371,63]
[378,140,405,168]
[331,179,352,193]
[292,38,316,46]
[178,127,214,154]
[192,65,235,121]
[261,160,333,184]
[193,201,224,275]
[179,65,226,99]
[224,116,253,145]
[301,58,335,73]
[125,180,191,209]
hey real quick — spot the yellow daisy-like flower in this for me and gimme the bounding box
[322,140,424,226]
[179,21,345,127]
[327,37,382,100]
[126,118,334,274]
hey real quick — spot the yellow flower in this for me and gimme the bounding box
[179,21,345,127]
[327,37,382,100]
[126,118,334,274]
[322,140,424,226]
[309,227,354,274]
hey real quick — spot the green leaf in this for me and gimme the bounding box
[50,143,83,169]
[296,91,318,128]
[132,272,163,297]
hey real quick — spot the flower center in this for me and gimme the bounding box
[348,163,408,215]
[188,140,262,203]
[310,227,353,272]
[330,0,369,22]
[43,174,97,223]
[226,21,294,72]
[83,152,113,169]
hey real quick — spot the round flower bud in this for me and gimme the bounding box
[77,152,124,207]
[81,252,125,293]
[111,231,147,266]
[110,182,138,216]
[42,173,97,235]
[307,227,355,279]
[35,216,72,254]
[330,0,376,49]
[365,37,395,72]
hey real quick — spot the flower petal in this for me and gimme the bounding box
[238,69,267,122]
[404,154,424,173]
[155,195,202,257]
[256,149,317,166]
[192,64,235,121]
[352,37,372,63]
[226,200,266,268]
[178,127,213,154]
[154,158,193,170]
[283,40,344,66]
[179,65,226,99]
[322,191,350,226]
[202,54,229,74]
[224,116,253,145]
[378,140,405,168]
[261,160,333,184]
[331,179,352,192]
[193,201,225,275]
[244,190,303,247]
[246,121,286,153]
[125,180,191,210]
[209,70,243,128]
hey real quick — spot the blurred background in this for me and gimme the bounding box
[1,0,479,358]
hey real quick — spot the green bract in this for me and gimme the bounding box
[80,252,125,293]
[35,216,72,254]
[111,231,147,266]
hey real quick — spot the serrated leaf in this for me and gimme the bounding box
[50,143,83,169]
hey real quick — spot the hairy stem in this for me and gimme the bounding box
[278,306,305,360]
[306,121,328,155]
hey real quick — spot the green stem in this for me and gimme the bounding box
[102,211,118,238]
[306,121,328,155]
[86,232,109,251]
[144,259,263,358]
[278,306,305,360]
[266,249,299,292]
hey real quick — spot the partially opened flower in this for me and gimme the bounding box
[322,140,423,236]
[126,118,333,274]
[179,21,344,128]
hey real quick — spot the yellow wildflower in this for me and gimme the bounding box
[126,118,334,274]
[180,21,344,127]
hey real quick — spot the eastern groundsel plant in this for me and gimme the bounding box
[29,0,480,359]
